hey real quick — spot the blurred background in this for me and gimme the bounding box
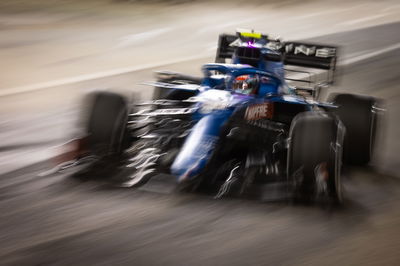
[0,0,399,265]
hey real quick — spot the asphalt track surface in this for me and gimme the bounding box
[0,23,400,265]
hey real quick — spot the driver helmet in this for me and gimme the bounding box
[233,74,259,95]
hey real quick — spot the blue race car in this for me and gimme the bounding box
[63,30,382,204]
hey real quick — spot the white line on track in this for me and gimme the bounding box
[0,53,212,97]
[295,9,348,20]
[339,13,388,26]
[341,43,400,65]
[382,5,400,12]
[115,27,173,48]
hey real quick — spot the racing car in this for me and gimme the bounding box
[59,30,382,204]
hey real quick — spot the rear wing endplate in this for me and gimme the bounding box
[215,34,237,63]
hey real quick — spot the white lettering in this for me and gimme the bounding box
[245,103,273,120]
[294,45,316,56]
[285,43,293,53]
[315,48,336,58]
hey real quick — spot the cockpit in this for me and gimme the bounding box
[201,64,283,97]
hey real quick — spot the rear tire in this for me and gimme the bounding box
[329,93,376,165]
[287,112,344,204]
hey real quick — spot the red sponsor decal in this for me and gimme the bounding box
[245,102,274,121]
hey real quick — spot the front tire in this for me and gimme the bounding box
[287,112,344,204]
[85,91,129,157]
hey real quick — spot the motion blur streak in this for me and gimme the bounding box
[0,0,399,265]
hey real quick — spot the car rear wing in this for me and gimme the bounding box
[283,42,337,70]
[283,42,337,85]
[215,34,338,84]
